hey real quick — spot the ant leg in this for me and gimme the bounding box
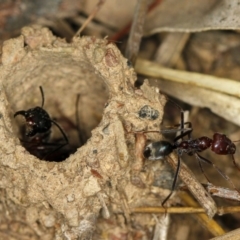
[145,127,192,135]
[196,153,240,194]
[183,122,192,139]
[166,97,184,128]
[179,108,192,139]
[195,153,211,183]
[172,122,192,131]
[125,126,192,135]
[180,107,184,135]
[167,106,190,138]
[174,128,193,143]
[232,154,240,172]
[162,154,181,207]
[163,99,191,136]
[41,120,69,160]
[172,101,192,143]
[52,120,68,144]
[162,127,191,134]
[172,102,192,139]
[39,86,45,108]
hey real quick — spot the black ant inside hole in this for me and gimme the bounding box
[14,86,86,162]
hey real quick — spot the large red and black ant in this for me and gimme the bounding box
[14,86,69,161]
[143,105,240,206]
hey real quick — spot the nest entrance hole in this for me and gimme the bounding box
[5,71,109,162]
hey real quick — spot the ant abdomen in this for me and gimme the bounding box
[144,141,174,160]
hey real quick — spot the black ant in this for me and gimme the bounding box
[14,86,69,161]
[143,105,240,206]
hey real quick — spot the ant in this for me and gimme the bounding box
[143,105,240,206]
[14,86,69,161]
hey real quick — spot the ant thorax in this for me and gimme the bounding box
[177,136,212,154]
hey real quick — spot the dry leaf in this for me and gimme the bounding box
[145,0,240,35]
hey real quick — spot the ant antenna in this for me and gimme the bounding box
[39,86,44,108]
[75,94,84,146]
[51,120,68,144]
[162,154,182,206]
[41,119,69,159]
[166,98,192,139]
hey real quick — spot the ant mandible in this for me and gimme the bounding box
[14,86,69,160]
[143,105,240,206]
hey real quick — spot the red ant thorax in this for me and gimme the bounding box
[197,137,213,151]
[177,136,212,153]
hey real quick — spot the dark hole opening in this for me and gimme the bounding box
[13,86,101,162]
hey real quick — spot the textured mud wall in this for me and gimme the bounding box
[0,26,166,239]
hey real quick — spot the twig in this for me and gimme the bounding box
[166,153,217,218]
[148,78,240,127]
[125,0,150,65]
[110,0,162,42]
[132,206,240,215]
[152,214,169,240]
[74,0,105,38]
[155,32,190,67]
[205,183,240,202]
[178,191,225,237]
[135,58,240,98]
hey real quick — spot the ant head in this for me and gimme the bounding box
[212,133,236,155]
[14,107,52,137]
[213,133,225,140]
